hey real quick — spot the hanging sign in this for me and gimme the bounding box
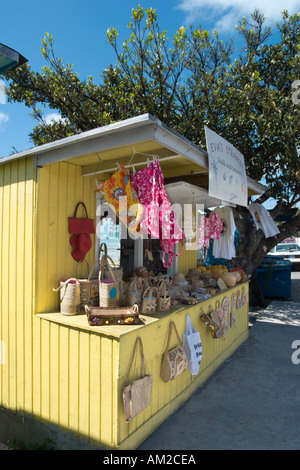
[205,126,248,207]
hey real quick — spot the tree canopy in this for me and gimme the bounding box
[2,6,300,302]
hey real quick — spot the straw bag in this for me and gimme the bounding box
[75,260,99,307]
[160,321,188,383]
[126,279,142,307]
[99,243,119,308]
[157,280,171,312]
[119,280,129,307]
[141,287,157,315]
[53,278,81,315]
[122,337,153,422]
[200,307,224,339]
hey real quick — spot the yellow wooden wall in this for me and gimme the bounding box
[0,157,36,414]
[35,162,96,313]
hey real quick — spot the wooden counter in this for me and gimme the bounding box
[35,282,249,449]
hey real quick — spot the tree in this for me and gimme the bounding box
[2,7,300,305]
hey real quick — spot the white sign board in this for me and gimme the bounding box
[205,126,248,207]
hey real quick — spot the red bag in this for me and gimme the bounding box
[68,202,95,262]
[68,202,95,234]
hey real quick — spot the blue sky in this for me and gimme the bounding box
[0,0,300,159]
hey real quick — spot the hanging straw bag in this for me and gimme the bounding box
[141,287,157,315]
[75,260,99,307]
[122,337,153,422]
[160,321,188,383]
[53,278,81,315]
[157,280,171,312]
[99,243,119,308]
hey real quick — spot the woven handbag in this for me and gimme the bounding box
[157,280,171,312]
[53,278,81,315]
[122,337,153,422]
[141,287,157,315]
[160,321,188,383]
[75,260,99,307]
[200,307,224,339]
[126,279,142,307]
[118,280,129,307]
[98,243,119,308]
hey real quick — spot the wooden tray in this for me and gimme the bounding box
[85,304,139,326]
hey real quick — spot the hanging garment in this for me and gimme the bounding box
[96,164,143,234]
[198,216,211,249]
[198,212,223,248]
[212,206,237,260]
[130,159,185,268]
[248,203,280,238]
[209,212,223,240]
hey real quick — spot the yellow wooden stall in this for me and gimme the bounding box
[0,114,262,449]
[37,282,249,450]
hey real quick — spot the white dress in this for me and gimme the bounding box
[248,203,280,238]
[212,206,237,260]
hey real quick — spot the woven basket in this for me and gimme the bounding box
[157,280,171,312]
[53,278,81,315]
[141,286,157,315]
[99,243,119,308]
[126,279,142,307]
[119,280,129,307]
[75,260,99,307]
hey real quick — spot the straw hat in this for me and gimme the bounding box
[173,272,187,285]
[186,269,199,281]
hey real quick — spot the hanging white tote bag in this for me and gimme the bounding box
[183,315,202,376]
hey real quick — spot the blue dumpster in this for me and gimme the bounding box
[256,256,292,298]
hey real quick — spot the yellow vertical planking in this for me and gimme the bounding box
[89,334,101,445]
[35,162,96,314]
[59,326,70,430]
[0,158,36,415]
[78,331,90,442]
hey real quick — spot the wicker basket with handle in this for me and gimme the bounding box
[53,278,81,315]
[157,279,171,312]
[126,278,142,307]
[141,286,157,315]
[75,260,99,307]
[99,243,119,308]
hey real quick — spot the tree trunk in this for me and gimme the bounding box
[231,205,300,307]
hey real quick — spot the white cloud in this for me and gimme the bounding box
[176,0,300,30]
[0,112,9,130]
[44,112,67,125]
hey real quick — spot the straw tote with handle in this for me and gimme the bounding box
[53,278,81,315]
[98,243,119,308]
[141,286,157,315]
[122,337,153,422]
[160,321,188,383]
[126,278,142,307]
[157,279,171,312]
[75,260,99,308]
